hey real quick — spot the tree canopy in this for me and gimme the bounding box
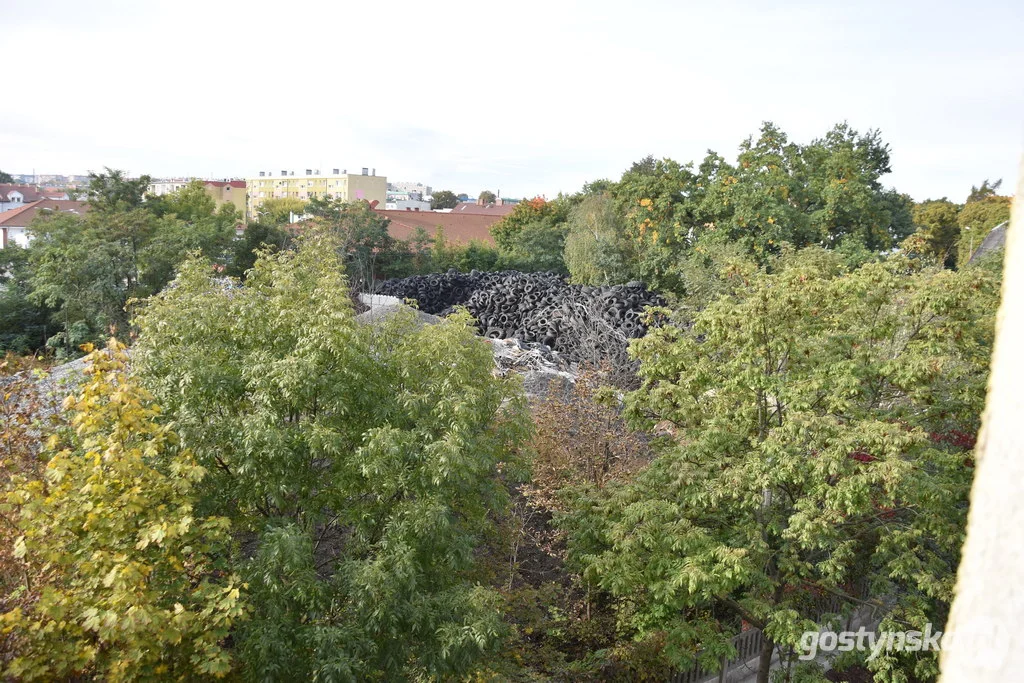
[431,190,459,209]
[564,248,998,681]
[130,230,531,680]
[2,340,245,681]
[26,178,235,355]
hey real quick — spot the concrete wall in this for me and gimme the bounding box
[940,158,1023,681]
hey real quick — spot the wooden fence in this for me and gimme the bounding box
[668,586,871,683]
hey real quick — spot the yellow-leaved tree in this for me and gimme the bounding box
[1,339,246,681]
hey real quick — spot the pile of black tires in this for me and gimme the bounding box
[375,270,664,360]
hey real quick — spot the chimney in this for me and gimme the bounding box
[259,171,265,177]
[333,168,339,175]
[372,168,375,176]
[281,170,287,176]
[306,169,312,175]
[361,168,368,176]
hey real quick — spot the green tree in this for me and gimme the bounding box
[86,167,151,212]
[612,155,699,292]
[599,124,915,295]
[0,170,13,183]
[1,339,245,681]
[564,249,997,683]
[256,197,307,226]
[306,197,395,288]
[712,123,817,250]
[957,187,1011,266]
[479,190,497,204]
[430,228,500,274]
[229,221,293,278]
[912,198,961,267]
[431,190,459,210]
[28,181,235,354]
[801,124,914,250]
[564,193,633,285]
[491,197,570,272]
[0,244,51,352]
[150,179,217,221]
[965,178,1002,203]
[404,225,437,274]
[28,211,133,355]
[136,181,237,290]
[132,231,531,681]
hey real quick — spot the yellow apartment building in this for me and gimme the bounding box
[147,179,248,218]
[203,180,247,216]
[245,168,387,220]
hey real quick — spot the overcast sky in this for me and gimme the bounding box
[2,0,1021,202]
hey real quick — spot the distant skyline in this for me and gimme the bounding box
[2,0,1021,203]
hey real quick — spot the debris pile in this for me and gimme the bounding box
[374,270,664,362]
[488,338,576,400]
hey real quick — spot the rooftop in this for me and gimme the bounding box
[0,200,91,227]
[375,209,501,245]
[0,184,49,203]
[451,201,516,217]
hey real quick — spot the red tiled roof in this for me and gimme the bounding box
[0,184,46,202]
[375,209,500,245]
[0,200,90,227]
[451,202,516,216]
[205,180,246,189]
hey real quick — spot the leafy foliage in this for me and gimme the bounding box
[430,228,500,273]
[86,168,151,212]
[965,178,1003,203]
[0,353,66,664]
[911,198,961,267]
[0,246,51,353]
[132,230,531,680]
[304,197,395,288]
[25,177,234,355]
[564,194,633,285]
[957,193,1011,267]
[229,222,294,278]
[255,197,307,227]
[431,190,459,209]
[563,249,998,680]
[491,197,571,273]
[1,339,245,681]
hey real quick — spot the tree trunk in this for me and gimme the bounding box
[756,636,774,683]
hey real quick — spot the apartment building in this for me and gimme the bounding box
[147,179,247,217]
[204,180,246,215]
[245,168,386,220]
[148,178,195,196]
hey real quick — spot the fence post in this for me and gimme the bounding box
[719,654,727,683]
